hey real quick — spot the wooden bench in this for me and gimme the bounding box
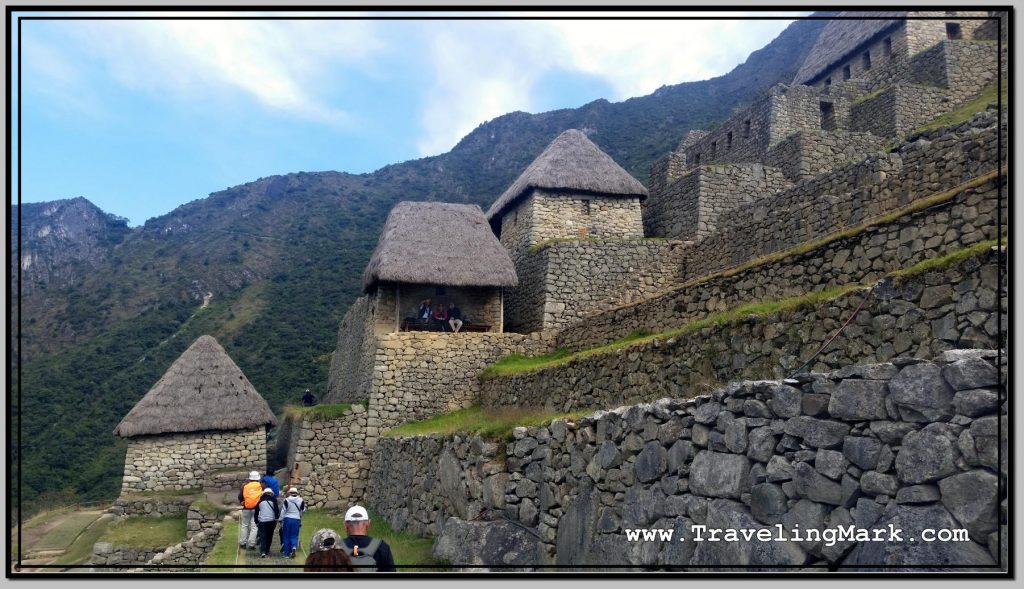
[399,319,492,332]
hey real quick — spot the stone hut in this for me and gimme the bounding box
[361,201,518,334]
[114,335,277,494]
[486,129,648,263]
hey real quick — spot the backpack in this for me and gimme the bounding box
[242,481,263,509]
[343,538,381,571]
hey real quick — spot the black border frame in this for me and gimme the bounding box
[6,4,1014,579]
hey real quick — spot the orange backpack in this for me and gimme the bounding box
[242,481,263,509]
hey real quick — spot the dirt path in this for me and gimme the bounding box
[233,523,308,571]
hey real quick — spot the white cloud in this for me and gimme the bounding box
[36,20,385,126]
[415,18,796,156]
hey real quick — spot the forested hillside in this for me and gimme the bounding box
[12,17,826,514]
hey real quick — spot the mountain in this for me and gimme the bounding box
[11,17,827,513]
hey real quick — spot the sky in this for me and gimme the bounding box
[13,11,805,226]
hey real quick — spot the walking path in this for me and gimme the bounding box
[233,521,308,571]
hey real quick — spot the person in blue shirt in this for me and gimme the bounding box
[261,470,280,497]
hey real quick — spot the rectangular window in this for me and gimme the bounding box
[862,51,872,70]
[726,131,733,150]
[946,23,962,40]
[820,101,836,131]
[843,65,852,80]
[883,37,892,57]
[824,77,832,87]
[743,120,751,139]
[693,153,701,166]
[513,210,518,226]
[435,286,446,296]
[710,141,717,160]
[582,199,591,215]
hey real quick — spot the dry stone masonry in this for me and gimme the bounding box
[120,428,266,494]
[371,350,1006,569]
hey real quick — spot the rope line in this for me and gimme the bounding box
[786,283,877,380]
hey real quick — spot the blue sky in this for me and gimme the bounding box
[14,12,804,226]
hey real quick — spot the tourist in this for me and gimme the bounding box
[280,486,306,558]
[341,505,396,571]
[302,389,316,406]
[237,470,263,550]
[255,488,280,558]
[305,528,354,572]
[261,469,280,498]
[447,302,463,333]
[418,298,432,324]
[432,303,448,332]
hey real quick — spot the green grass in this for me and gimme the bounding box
[202,518,240,570]
[385,404,591,442]
[890,238,1003,282]
[485,238,1001,380]
[480,348,570,378]
[31,512,105,552]
[914,80,1008,133]
[191,499,232,516]
[203,508,444,571]
[51,515,113,568]
[99,514,188,548]
[283,402,359,420]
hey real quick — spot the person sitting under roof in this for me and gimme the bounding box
[432,303,448,331]
[447,302,464,333]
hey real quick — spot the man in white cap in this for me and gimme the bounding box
[237,470,263,550]
[279,486,306,558]
[341,505,396,571]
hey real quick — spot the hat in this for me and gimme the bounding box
[309,528,342,553]
[288,486,299,494]
[262,488,274,495]
[248,471,261,481]
[345,505,369,522]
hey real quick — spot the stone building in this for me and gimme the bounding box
[361,201,518,334]
[644,10,1000,243]
[113,335,277,494]
[486,128,648,264]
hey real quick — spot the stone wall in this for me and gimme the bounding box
[506,239,689,333]
[372,350,1006,569]
[326,295,376,403]
[368,434,504,537]
[764,130,889,181]
[288,406,370,508]
[119,428,266,494]
[143,523,224,571]
[367,332,552,434]
[110,494,195,518]
[90,543,166,569]
[556,172,1003,353]
[483,248,1005,414]
[643,164,791,240]
[682,110,1003,282]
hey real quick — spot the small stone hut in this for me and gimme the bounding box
[486,128,648,261]
[114,335,277,494]
[361,201,518,334]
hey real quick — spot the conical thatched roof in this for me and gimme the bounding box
[485,129,648,222]
[114,335,277,438]
[792,12,905,85]
[362,201,518,292]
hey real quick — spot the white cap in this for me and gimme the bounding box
[288,486,299,494]
[344,505,369,522]
[248,471,261,481]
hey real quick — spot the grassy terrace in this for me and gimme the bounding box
[100,514,188,548]
[913,79,1007,134]
[282,402,359,420]
[483,239,1002,380]
[384,404,590,441]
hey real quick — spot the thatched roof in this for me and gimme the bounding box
[362,201,518,292]
[114,335,277,438]
[485,129,648,222]
[792,12,906,85]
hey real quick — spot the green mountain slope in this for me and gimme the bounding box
[11,17,826,514]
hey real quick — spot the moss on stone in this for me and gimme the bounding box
[283,402,359,421]
[384,404,589,441]
[913,80,1007,134]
